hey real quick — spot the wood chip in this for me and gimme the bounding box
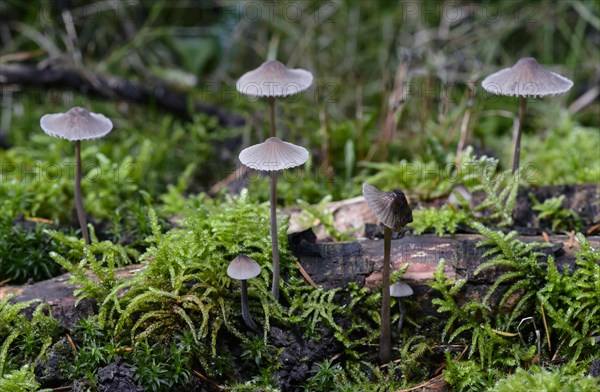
[542,231,550,243]
[567,231,575,249]
[587,223,600,235]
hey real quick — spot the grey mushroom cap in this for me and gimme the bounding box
[481,57,573,97]
[40,107,113,141]
[239,137,309,171]
[362,183,413,231]
[390,281,413,297]
[236,60,314,97]
[227,255,261,280]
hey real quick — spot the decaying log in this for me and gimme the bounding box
[290,232,599,316]
[2,234,597,326]
[289,232,596,289]
[0,63,245,127]
[0,264,143,329]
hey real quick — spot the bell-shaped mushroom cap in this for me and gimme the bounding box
[239,137,309,171]
[390,281,413,297]
[40,107,113,141]
[481,57,573,97]
[236,60,314,97]
[227,255,261,280]
[362,183,413,232]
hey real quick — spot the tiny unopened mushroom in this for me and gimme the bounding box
[227,254,262,332]
[481,57,573,173]
[236,60,313,301]
[40,107,113,243]
[390,281,413,333]
[363,183,413,364]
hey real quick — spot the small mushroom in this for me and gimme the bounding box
[40,107,113,243]
[390,281,413,333]
[481,57,573,173]
[236,60,313,301]
[362,183,413,364]
[227,255,262,332]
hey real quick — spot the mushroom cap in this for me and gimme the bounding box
[481,57,573,97]
[239,137,309,171]
[40,107,113,141]
[236,60,314,97]
[362,183,413,232]
[227,254,261,280]
[390,281,413,297]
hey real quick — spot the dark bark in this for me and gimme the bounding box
[0,63,245,127]
[3,235,596,328]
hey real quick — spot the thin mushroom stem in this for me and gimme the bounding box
[398,299,406,333]
[269,96,276,138]
[74,140,90,244]
[268,95,281,300]
[270,171,281,300]
[512,96,527,174]
[379,226,393,364]
[240,280,259,332]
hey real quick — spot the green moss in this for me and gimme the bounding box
[0,296,60,377]
[491,366,599,392]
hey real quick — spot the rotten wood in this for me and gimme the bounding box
[0,63,245,127]
[0,264,143,329]
[288,232,597,290]
[2,234,597,327]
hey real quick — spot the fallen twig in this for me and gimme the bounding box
[193,369,226,391]
[0,63,244,127]
[295,260,319,289]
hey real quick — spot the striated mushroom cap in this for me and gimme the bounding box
[40,107,113,141]
[236,60,314,97]
[239,137,309,171]
[481,57,573,97]
[227,255,261,281]
[390,281,413,297]
[362,183,413,232]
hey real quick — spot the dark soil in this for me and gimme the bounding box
[269,325,342,391]
[95,357,143,392]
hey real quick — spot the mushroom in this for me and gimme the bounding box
[236,60,313,301]
[238,137,308,300]
[239,137,309,171]
[40,107,113,244]
[390,281,413,333]
[362,183,413,364]
[481,57,572,173]
[227,254,262,332]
